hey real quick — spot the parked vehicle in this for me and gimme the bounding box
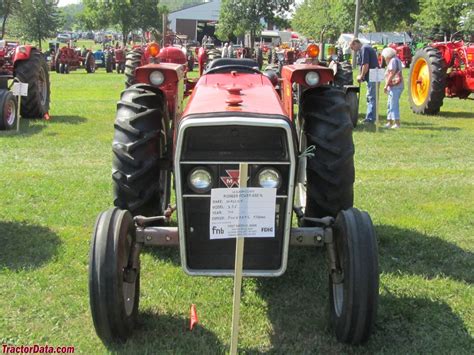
[0,41,50,130]
[54,43,95,74]
[409,32,474,114]
[89,44,379,346]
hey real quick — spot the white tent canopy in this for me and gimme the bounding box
[337,32,412,54]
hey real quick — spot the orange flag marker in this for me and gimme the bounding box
[190,304,199,330]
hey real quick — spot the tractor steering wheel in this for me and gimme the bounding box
[205,65,261,74]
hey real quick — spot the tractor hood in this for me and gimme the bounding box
[182,73,287,118]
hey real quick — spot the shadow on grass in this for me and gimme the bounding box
[0,221,61,270]
[400,121,461,131]
[250,224,473,352]
[0,116,87,138]
[377,225,473,284]
[109,312,224,354]
[438,110,474,119]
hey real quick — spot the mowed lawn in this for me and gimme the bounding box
[0,67,473,354]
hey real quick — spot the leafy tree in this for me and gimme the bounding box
[362,0,419,32]
[292,0,354,42]
[415,0,472,37]
[82,0,164,45]
[0,0,19,39]
[292,0,418,41]
[216,0,295,47]
[59,3,84,31]
[8,0,63,49]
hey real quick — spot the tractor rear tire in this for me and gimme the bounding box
[112,84,171,217]
[409,47,446,115]
[346,90,359,128]
[15,50,51,118]
[85,51,96,73]
[125,48,143,88]
[334,61,353,87]
[302,86,354,218]
[0,90,18,130]
[329,208,379,344]
[89,208,140,344]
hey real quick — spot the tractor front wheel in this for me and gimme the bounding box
[0,90,18,130]
[328,208,379,344]
[301,86,354,218]
[89,208,140,344]
[112,84,171,216]
[345,90,359,127]
[409,47,446,115]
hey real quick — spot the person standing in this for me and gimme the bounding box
[381,47,404,129]
[349,38,379,124]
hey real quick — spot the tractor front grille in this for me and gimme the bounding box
[174,116,296,277]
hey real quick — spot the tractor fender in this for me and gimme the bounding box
[12,45,36,64]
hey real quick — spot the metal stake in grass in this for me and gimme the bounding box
[229,163,248,355]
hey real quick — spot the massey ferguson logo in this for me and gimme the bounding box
[220,170,241,188]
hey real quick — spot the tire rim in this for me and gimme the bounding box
[122,232,136,317]
[411,58,430,106]
[332,233,345,317]
[5,99,16,126]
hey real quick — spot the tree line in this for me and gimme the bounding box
[292,0,474,42]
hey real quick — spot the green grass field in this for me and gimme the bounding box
[0,68,473,354]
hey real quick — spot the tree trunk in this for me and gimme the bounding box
[1,15,8,40]
[123,29,127,46]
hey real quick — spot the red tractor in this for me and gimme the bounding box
[388,43,412,68]
[125,37,193,87]
[0,41,50,130]
[409,34,474,114]
[54,43,95,74]
[104,46,127,74]
[89,45,380,346]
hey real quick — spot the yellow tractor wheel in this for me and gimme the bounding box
[408,47,446,115]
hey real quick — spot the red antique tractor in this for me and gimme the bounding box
[54,43,95,74]
[0,41,50,130]
[125,38,193,87]
[89,44,379,346]
[105,46,127,74]
[409,34,474,114]
[388,43,412,68]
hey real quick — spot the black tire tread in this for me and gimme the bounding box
[112,84,169,216]
[330,208,379,344]
[408,47,446,115]
[302,86,355,218]
[14,50,50,118]
[125,48,143,88]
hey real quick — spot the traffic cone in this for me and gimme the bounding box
[43,112,50,121]
[189,304,199,331]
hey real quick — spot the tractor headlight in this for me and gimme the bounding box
[305,71,320,86]
[188,168,213,193]
[18,46,27,54]
[149,71,165,86]
[257,168,281,189]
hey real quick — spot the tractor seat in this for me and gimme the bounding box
[205,58,260,74]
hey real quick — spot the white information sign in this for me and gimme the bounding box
[210,188,276,239]
[12,82,28,97]
[369,68,385,82]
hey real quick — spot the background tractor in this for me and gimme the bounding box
[89,44,379,347]
[54,43,95,74]
[409,34,474,115]
[0,40,51,130]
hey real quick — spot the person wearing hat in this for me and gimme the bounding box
[382,47,404,129]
